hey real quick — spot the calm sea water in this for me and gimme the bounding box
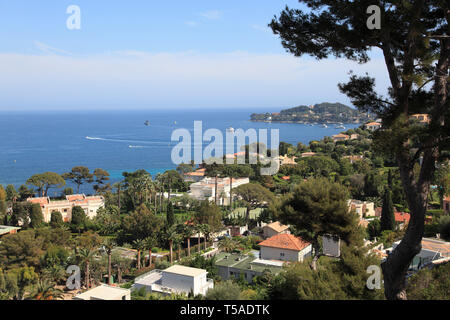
[0,109,358,195]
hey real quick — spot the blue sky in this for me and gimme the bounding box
[0,0,390,111]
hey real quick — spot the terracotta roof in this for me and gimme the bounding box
[185,168,206,177]
[264,221,289,233]
[27,197,49,206]
[259,234,310,251]
[66,194,85,201]
[444,196,450,202]
[281,176,291,181]
[332,134,349,138]
[366,122,381,126]
[395,212,410,224]
[359,219,369,228]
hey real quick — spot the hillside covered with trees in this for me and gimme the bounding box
[250,102,372,124]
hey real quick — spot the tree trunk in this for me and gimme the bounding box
[137,250,141,270]
[149,249,152,268]
[169,240,173,264]
[310,239,322,271]
[85,263,90,289]
[246,206,251,222]
[229,177,233,212]
[187,237,191,257]
[117,267,122,284]
[108,253,112,285]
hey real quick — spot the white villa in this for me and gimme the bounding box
[189,177,250,205]
[27,194,104,222]
[74,284,131,300]
[258,233,312,262]
[132,265,214,296]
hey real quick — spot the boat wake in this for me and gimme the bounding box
[85,136,170,146]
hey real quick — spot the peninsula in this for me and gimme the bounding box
[250,102,372,124]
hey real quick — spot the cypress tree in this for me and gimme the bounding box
[380,190,395,232]
[50,211,64,228]
[29,203,44,228]
[166,201,175,227]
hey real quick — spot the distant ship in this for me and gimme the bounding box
[322,124,328,128]
[226,127,235,133]
[335,124,345,129]
[144,120,150,126]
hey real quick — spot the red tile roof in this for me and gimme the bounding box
[66,194,85,201]
[259,234,310,251]
[27,197,49,206]
[185,168,206,177]
[395,212,411,224]
[281,176,291,181]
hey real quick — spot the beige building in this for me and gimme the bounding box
[410,114,431,125]
[332,134,350,142]
[27,194,104,223]
[259,234,312,262]
[74,284,131,300]
[301,152,317,158]
[278,155,297,165]
[262,221,290,239]
[348,199,375,218]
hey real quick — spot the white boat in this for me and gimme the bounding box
[335,125,345,129]
[322,124,328,128]
[226,127,235,133]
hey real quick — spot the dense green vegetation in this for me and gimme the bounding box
[250,102,372,124]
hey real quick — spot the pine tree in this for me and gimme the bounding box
[380,190,395,232]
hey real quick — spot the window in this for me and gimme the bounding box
[280,253,285,257]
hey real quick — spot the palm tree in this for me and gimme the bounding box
[144,236,157,268]
[202,224,211,250]
[132,239,146,270]
[77,248,96,289]
[219,237,236,253]
[112,181,124,210]
[42,265,66,285]
[182,224,194,257]
[166,227,180,264]
[101,239,116,285]
[194,225,202,253]
[27,279,63,300]
[112,253,131,284]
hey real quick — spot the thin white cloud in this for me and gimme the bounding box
[199,10,222,20]
[185,21,198,27]
[34,41,73,56]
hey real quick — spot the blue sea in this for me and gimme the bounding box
[0,109,359,195]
